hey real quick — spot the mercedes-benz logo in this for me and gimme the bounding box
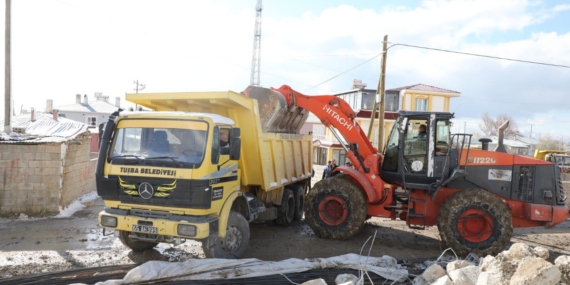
[138,182,154,199]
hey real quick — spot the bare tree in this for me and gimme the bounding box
[537,133,565,150]
[479,113,519,138]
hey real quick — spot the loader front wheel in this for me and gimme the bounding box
[202,211,250,259]
[118,231,158,252]
[438,189,512,257]
[305,174,367,240]
[276,188,295,226]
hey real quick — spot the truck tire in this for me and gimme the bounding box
[202,211,250,259]
[304,174,367,240]
[118,231,158,252]
[292,185,305,221]
[437,189,513,257]
[276,188,295,226]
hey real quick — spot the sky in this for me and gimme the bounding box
[0,0,569,141]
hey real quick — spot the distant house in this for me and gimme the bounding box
[307,79,461,165]
[471,136,530,155]
[54,93,122,129]
[514,135,539,156]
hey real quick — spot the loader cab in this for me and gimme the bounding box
[381,111,454,189]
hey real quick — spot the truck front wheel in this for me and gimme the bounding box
[437,189,512,256]
[304,175,367,240]
[202,211,250,259]
[118,231,158,252]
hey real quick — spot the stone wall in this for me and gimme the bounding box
[0,132,96,214]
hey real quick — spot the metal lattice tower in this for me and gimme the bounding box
[250,0,262,86]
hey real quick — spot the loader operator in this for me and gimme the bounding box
[418,124,427,138]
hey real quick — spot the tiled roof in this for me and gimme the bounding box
[386,84,460,94]
[56,99,120,113]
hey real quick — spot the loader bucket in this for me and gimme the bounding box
[243,86,309,134]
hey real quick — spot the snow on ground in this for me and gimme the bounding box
[55,191,99,218]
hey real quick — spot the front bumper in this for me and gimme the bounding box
[98,208,217,240]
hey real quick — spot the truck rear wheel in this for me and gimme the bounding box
[437,189,512,257]
[292,185,305,221]
[304,175,367,240]
[118,231,158,252]
[202,211,250,259]
[276,188,295,225]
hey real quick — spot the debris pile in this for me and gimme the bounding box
[413,243,570,285]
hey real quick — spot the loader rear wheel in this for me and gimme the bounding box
[305,174,367,240]
[202,211,250,259]
[292,185,305,221]
[118,231,158,252]
[276,188,295,226]
[437,189,512,257]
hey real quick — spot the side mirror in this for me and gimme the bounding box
[230,128,241,138]
[229,137,241,160]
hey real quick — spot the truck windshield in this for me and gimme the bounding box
[110,124,208,168]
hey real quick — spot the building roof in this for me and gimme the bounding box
[386,84,460,94]
[57,99,120,114]
[514,135,539,145]
[0,112,89,143]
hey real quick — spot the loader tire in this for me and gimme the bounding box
[276,188,295,226]
[118,231,158,252]
[437,189,512,257]
[304,174,367,240]
[202,211,250,259]
[292,185,305,221]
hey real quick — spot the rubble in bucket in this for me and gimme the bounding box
[413,243,570,285]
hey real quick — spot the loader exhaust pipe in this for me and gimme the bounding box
[494,120,509,153]
[479,138,492,151]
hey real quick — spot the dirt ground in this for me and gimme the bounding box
[1,166,570,280]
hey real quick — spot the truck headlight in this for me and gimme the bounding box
[101,215,117,227]
[177,224,197,236]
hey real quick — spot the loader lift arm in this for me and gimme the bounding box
[247,84,389,205]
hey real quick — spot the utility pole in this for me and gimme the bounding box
[133,80,145,111]
[529,124,534,138]
[368,35,388,149]
[250,0,262,86]
[4,0,12,134]
[376,35,388,151]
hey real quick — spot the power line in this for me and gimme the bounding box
[387,43,570,68]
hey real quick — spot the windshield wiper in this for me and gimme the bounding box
[146,156,179,161]
[110,154,144,160]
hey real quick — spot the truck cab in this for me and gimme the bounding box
[97,111,242,253]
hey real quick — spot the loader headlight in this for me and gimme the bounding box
[101,215,117,227]
[177,224,197,236]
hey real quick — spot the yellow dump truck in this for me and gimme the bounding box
[96,88,312,258]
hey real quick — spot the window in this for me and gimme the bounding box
[87,116,97,128]
[415,99,427,111]
[435,120,451,156]
[312,125,325,139]
[332,149,346,166]
[385,92,399,111]
[361,92,375,110]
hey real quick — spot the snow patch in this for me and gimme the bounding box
[281,178,289,184]
[55,191,99,218]
[291,177,298,182]
[270,182,278,188]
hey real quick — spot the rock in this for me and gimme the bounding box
[531,246,549,259]
[432,275,453,285]
[335,273,359,285]
[302,278,327,285]
[509,256,561,285]
[422,263,446,283]
[505,243,532,261]
[449,265,480,285]
[479,255,497,271]
[476,270,504,285]
[447,260,472,272]
[412,275,429,285]
[18,213,28,219]
[555,255,570,285]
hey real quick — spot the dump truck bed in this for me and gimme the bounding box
[126,90,313,191]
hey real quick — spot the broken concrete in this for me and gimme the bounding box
[447,260,472,272]
[335,273,359,285]
[509,256,561,285]
[555,255,570,285]
[422,263,446,283]
[448,265,480,285]
[431,275,453,285]
[504,243,533,261]
[531,246,549,259]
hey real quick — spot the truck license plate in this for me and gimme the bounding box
[132,225,158,234]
